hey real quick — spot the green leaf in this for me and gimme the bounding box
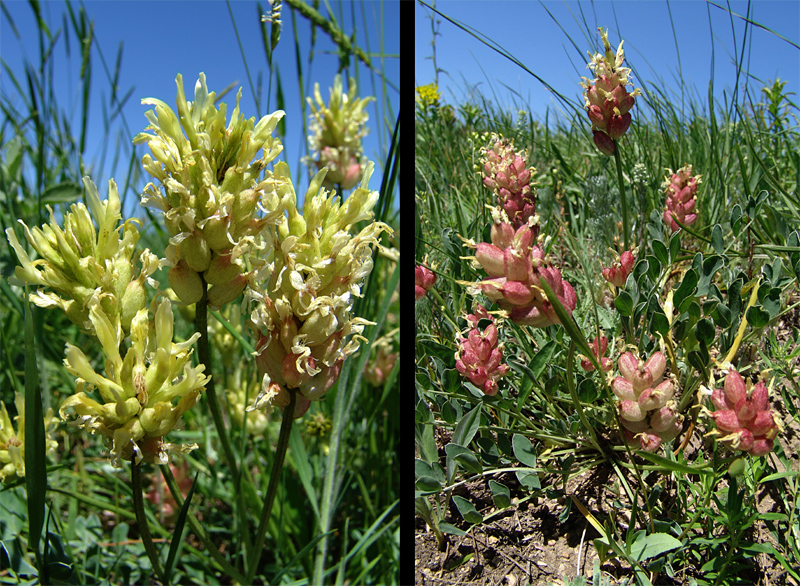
[164,471,199,584]
[452,496,483,524]
[512,434,536,467]
[669,231,681,262]
[629,533,683,562]
[695,318,716,344]
[529,341,557,381]
[673,268,698,312]
[731,204,743,233]
[40,181,82,205]
[452,404,481,447]
[24,292,46,558]
[711,224,724,254]
[652,240,668,266]
[439,522,467,536]
[488,480,511,509]
[746,305,770,328]
[415,476,442,494]
[615,290,634,317]
[445,443,483,474]
[636,451,713,475]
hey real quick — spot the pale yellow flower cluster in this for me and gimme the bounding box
[0,393,58,483]
[134,73,292,308]
[246,163,391,417]
[306,75,374,190]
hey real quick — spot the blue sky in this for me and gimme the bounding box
[415,1,800,124]
[1,0,399,214]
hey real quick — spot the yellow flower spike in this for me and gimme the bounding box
[0,393,58,483]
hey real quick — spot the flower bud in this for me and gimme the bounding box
[207,274,248,309]
[169,260,205,305]
[618,400,646,422]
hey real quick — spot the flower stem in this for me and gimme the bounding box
[612,141,630,252]
[195,279,251,560]
[244,388,296,585]
[131,457,167,584]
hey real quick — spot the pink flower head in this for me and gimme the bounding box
[663,164,701,232]
[707,368,780,456]
[467,221,577,329]
[602,249,636,288]
[480,135,537,230]
[581,336,613,372]
[581,28,641,155]
[455,305,509,395]
[614,350,682,452]
[415,265,437,300]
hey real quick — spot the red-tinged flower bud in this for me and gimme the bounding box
[169,260,204,304]
[729,428,755,452]
[468,328,493,363]
[607,112,632,140]
[747,410,776,437]
[202,214,233,251]
[504,247,530,282]
[593,130,615,156]
[588,105,607,129]
[658,418,683,441]
[749,382,769,412]
[710,409,741,433]
[621,416,649,433]
[612,377,636,401]
[735,397,757,426]
[724,369,747,406]
[602,250,636,288]
[750,437,774,456]
[649,403,679,433]
[639,430,662,453]
[645,352,667,381]
[475,243,505,277]
[638,379,674,411]
[618,400,646,422]
[415,265,437,300]
[710,388,730,411]
[502,280,535,306]
[618,352,638,382]
[621,426,638,447]
[207,274,247,308]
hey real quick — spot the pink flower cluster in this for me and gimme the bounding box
[602,250,636,288]
[663,164,700,232]
[468,222,577,328]
[581,336,613,373]
[612,351,683,452]
[455,305,509,396]
[480,137,537,230]
[581,28,641,156]
[415,265,437,300]
[707,369,779,456]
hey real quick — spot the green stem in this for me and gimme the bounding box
[131,458,167,584]
[195,280,251,560]
[159,464,247,584]
[244,388,296,585]
[612,141,630,252]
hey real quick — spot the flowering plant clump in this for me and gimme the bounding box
[705,368,780,456]
[612,351,683,452]
[462,216,577,328]
[663,164,701,232]
[580,27,641,156]
[134,73,290,308]
[580,336,613,373]
[479,135,537,230]
[455,304,509,396]
[602,249,636,288]
[0,393,58,484]
[246,163,391,418]
[415,265,437,300]
[306,75,374,191]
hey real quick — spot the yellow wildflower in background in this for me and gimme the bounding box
[0,393,58,484]
[415,83,440,108]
